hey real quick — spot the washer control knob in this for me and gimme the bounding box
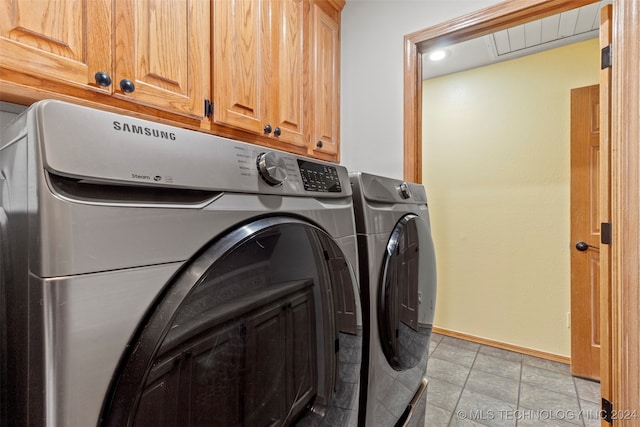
[257,152,287,186]
[398,182,411,199]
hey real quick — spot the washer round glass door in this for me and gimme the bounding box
[100,217,361,426]
[378,214,436,370]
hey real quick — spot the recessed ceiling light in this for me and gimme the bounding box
[429,50,447,61]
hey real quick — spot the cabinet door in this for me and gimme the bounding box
[0,0,111,91]
[114,0,208,118]
[213,0,307,147]
[309,3,340,157]
[213,0,269,134]
[270,0,307,148]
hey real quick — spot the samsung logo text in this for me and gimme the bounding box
[113,121,176,141]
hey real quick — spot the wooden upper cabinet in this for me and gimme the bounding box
[0,0,111,92]
[213,0,307,149]
[309,2,341,159]
[115,0,209,118]
[0,0,208,119]
[1,0,342,160]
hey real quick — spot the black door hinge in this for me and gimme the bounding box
[601,44,612,69]
[601,223,612,245]
[335,338,339,353]
[602,398,613,424]
[204,99,213,118]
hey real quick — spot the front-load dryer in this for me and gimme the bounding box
[349,172,437,427]
[0,100,363,426]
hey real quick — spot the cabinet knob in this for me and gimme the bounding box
[316,140,323,148]
[119,79,135,94]
[264,124,272,134]
[273,127,281,137]
[94,71,112,87]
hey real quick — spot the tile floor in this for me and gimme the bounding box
[424,333,601,427]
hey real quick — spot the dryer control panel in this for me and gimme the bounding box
[297,160,342,193]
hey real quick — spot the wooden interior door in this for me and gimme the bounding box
[570,84,601,380]
[598,5,613,424]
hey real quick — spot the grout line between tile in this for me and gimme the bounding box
[447,345,480,427]
[572,375,587,427]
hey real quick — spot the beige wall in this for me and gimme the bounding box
[422,38,599,357]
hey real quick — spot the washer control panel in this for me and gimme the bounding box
[297,159,342,193]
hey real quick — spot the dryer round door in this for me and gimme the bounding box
[100,216,362,427]
[378,213,437,370]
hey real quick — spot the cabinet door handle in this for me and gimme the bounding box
[94,71,112,87]
[273,127,281,137]
[316,140,323,148]
[264,124,273,134]
[119,79,136,94]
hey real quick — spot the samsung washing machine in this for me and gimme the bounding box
[349,172,437,427]
[0,100,363,426]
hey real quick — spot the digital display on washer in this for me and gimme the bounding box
[297,160,342,193]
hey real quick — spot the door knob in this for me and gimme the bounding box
[575,241,595,251]
[264,124,272,134]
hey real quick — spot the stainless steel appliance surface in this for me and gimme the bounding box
[349,172,437,427]
[0,100,363,426]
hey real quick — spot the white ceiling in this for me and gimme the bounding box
[422,1,611,80]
